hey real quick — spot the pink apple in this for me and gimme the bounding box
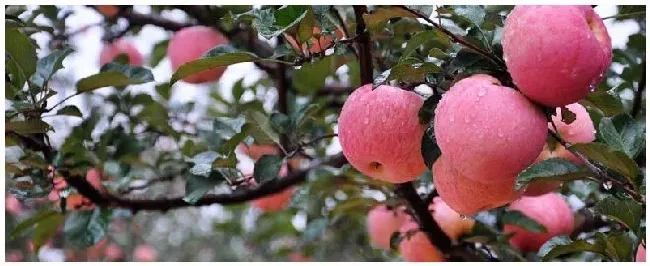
[338,84,427,183]
[366,204,408,250]
[429,197,475,241]
[550,103,596,143]
[95,5,120,18]
[288,252,313,262]
[167,26,229,84]
[504,193,575,252]
[433,156,523,215]
[434,74,547,183]
[99,39,143,66]
[5,194,23,214]
[105,243,124,261]
[249,165,295,212]
[502,5,612,107]
[133,245,157,262]
[398,219,445,262]
[637,244,646,262]
[86,168,105,192]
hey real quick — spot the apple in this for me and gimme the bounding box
[133,245,157,262]
[502,5,612,107]
[550,103,596,143]
[99,39,143,66]
[105,243,124,261]
[285,26,345,55]
[398,219,445,262]
[504,193,575,252]
[86,168,105,192]
[5,194,23,214]
[433,156,523,215]
[366,204,407,250]
[429,197,475,241]
[338,84,427,183]
[95,5,120,18]
[249,165,295,212]
[434,74,547,183]
[167,26,229,84]
[637,244,646,262]
[288,252,313,262]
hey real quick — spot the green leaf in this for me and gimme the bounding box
[253,6,310,39]
[418,93,441,125]
[594,196,643,233]
[363,6,415,32]
[453,5,487,26]
[302,218,328,242]
[32,212,65,252]
[599,231,636,261]
[183,172,225,204]
[249,111,281,147]
[253,155,283,183]
[8,210,59,240]
[6,120,51,134]
[598,114,645,159]
[540,236,606,261]
[219,123,253,156]
[30,48,74,87]
[400,30,451,61]
[389,231,403,251]
[149,39,169,68]
[502,210,548,233]
[292,55,350,95]
[77,63,154,92]
[421,126,441,169]
[5,29,37,86]
[297,7,315,44]
[582,91,624,116]
[56,105,83,117]
[63,208,112,247]
[294,104,321,129]
[270,112,292,134]
[374,63,442,87]
[188,151,220,177]
[569,142,640,187]
[515,158,589,190]
[155,83,171,100]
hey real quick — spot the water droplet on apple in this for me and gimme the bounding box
[449,116,455,123]
[464,117,470,123]
[477,89,486,97]
[498,131,504,138]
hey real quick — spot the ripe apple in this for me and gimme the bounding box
[95,5,120,18]
[99,39,143,66]
[434,74,547,183]
[366,204,407,250]
[338,84,427,183]
[398,219,445,262]
[502,6,612,107]
[550,103,596,143]
[133,245,157,262]
[167,26,229,84]
[5,194,23,214]
[105,243,124,261]
[288,252,313,262]
[249,165,295,212]
[86,168,105,192]
[504,193,575,252]
[429,197,475,241]
[637,244,646,262]
[285,26,345,55]
[433,156,522,215]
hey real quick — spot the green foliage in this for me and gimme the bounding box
[515,158,589,191]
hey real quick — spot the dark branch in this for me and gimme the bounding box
[631,60,645,117]
[353,6,374,84]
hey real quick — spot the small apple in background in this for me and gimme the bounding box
[238,143,304,169]
[398,219,445,262]
[105,243,124,261]
[504,193,575,252]
[433,156,522,216]
[248,165,295,212]
[366,204,407,250]
[5,194,23,214]
[429,197,475,241]
[99,39,143,66]
[133,244,157,262]
[338,84,427,183]
[502,5,612,107]
[5,250,24,262]
[434,74,547,184]
[95,5,120,18]
[86,168,105,192]
[167,26,229,84]
[288,252,313,262]
[637,244,646,262]
[285,26,345,55]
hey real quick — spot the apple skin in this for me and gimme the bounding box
[338,84,427,183]
[95,5,120,18]
[504,193,575,252]
[502,5,612,107]
[99,39,143,66]
[366,204,408,250]
[434,74,547,184]
[167,26,229,84]
[398,219,445,262]
[433,156,523,216]
[133,245,157,262]
[550,103,596,143]
[285,26,345,55]
[429,197,475,241]
[637,244,646,262]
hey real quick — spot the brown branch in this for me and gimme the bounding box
[118,176,175,194]
[631,60,645,117]
[317,86,355,96]
[397,5,505,67]
[353,6,373,84]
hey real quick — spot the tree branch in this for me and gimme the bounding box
[631,60,645,117]
[353,6,373,84]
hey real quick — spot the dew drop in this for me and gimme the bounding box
[568,129,576,135]
[449,116,455,123]
[464,117,470,123]
[363,117,369,124]
[603,181,613,190]
[477,89,487,97]
[498,131,504,138]
[459,214,467,220]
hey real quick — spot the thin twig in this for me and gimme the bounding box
[631,60,645,117]
[353,6,373,84]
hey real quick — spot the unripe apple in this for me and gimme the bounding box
[502,6,612,107]
[434,74,547,183]
[398,220,445,262]
[95,5,120,18]
[637,244,646,262]
[133,245,157,262]
[429,197,475,241]
[366,204,407,250]
[167,26,229,84]
[550,103,596,143]
[338,84,427,183]
[285,26,345,55]
[433,156,522,215]
[504,193,575,252]
[99,39,143,66]
[250,165,295,212]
